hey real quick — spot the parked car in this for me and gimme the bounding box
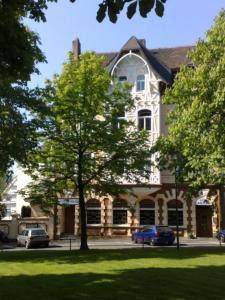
[216,229,225,243]
[17,228,49,249]
[0,230,9,243]
[132,225,175,246]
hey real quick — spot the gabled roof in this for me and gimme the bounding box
[97,37,193,85]
[106,36,173,85]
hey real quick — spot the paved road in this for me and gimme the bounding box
[1,237,225,251]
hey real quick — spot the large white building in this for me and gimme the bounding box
[51,37,220,239]
[2,37,222,239]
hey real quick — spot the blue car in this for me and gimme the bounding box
[132,225,175,246]
[216,229,225,243]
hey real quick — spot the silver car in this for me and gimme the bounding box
[17,228,49,249]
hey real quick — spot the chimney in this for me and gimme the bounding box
[139,39,146,47]
[72,38,81,60]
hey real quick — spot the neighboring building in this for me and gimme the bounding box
[1,167,31,220]
[2,37,222,239]
[1,167,51,238]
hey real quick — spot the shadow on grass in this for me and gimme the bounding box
[0,247,225,264]
[0,265,225,300]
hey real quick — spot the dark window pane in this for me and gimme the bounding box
[145,118,151,130]
[168,210,183,226]
[87,200,101,208]
[113,210,127,224]
[140,210,155,225]
[138,118,144,130]
[87,210,101,224]
[140,199,155,208]
[113,199,128,208]
[119,76,127,82]
[138,110,151,117]
[167,200,183,209]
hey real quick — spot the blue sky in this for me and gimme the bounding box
[27,0,225,87]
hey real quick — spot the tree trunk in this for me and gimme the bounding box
[78,183,89,250]
[219,185,225,230]
[53,204,58,240]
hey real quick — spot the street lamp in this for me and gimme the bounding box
[175,166,180,250]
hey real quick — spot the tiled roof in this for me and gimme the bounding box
[150,46,193,70]
[98,45,193,71]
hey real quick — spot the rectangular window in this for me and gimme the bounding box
[113,210,127,225]
[87,210,101,225]
[168,210,183,226]
[137,75,145,91]
[140,210,155,225]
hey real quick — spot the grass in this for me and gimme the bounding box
[0,248,225,300]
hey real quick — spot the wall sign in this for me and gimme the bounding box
[196,198,212,206]
[58,198,79,205]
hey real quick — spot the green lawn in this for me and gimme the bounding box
[0,248,225,300]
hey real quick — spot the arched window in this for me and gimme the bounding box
[138,109,151,131]
[140,199,155,225]
[113,199,128,225]
[136,75,145,91]
[167,200,183,226]
[86,199,101,225]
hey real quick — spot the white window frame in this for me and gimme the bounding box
[136,75,145,92]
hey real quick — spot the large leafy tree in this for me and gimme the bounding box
[0,0,165,172]
[23,52,151,250]
[0,1,50,173]
[153,10,225,224]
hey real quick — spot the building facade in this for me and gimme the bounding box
[3,37,222,239]
[53,37,221,239]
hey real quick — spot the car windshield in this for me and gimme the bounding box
[31,229,47,236]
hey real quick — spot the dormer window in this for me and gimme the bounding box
[136,75,145,91]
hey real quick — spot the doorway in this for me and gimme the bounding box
[64,205,75,234]
[196,206,213,237]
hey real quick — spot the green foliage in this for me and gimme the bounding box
[0,1,59,173]
[96,0,166,23]
[153,10,225,188]
[23,52,151,249]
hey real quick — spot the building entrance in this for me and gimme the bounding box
[64,205,75,234]
[196,206,213,237]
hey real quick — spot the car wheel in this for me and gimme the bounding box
[150,239,155,246]
[25,241,30,249]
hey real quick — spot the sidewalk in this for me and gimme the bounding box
[1,237,224,251]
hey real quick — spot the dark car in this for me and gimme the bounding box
[216,229,225,243]
[132,225,175,246]
[0,230,9,243]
